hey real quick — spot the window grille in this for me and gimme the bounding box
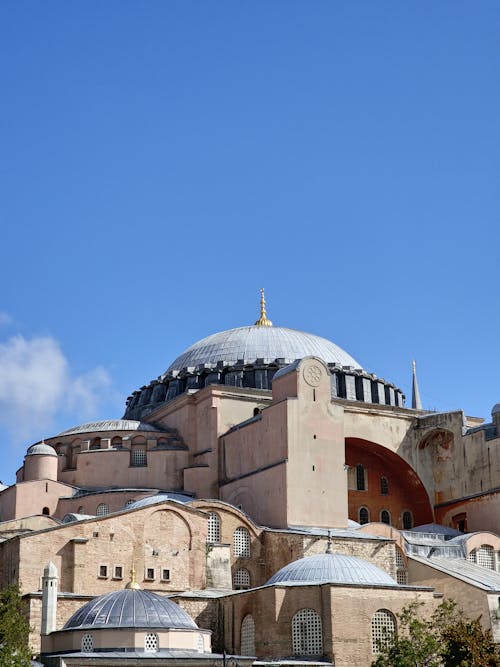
[81,634,93,652]
[207,512,221,543]
[471,545,495,570]
[98,565,108,578]
[145,632,159,653]
[371,609,396,653]
[161,568,170,581]
[402,511,413,530]
[292,608,322,656]
[241,615,256,655]
[131,448,147,466]
[197,634,205,653]
[359,506,369,524]
[356,464,366,490]
[395,549,408,584]
[233,568,251,589]
[96,503,109,517]
[380,510,391,525]
[233,527,250,557]
[145,568,155,580]
[114,566,123,579]
[380,476,389,495]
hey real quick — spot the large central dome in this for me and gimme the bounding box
[165,325,361,375]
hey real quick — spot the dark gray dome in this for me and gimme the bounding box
[267,553,398,586]
[166,325,361,374]
[63,588,197,630]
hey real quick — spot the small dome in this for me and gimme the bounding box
[26,442,57,457]
[124,493,193,510]
[166,325,361,374]
[492,404,500,415]
[266,553,398,587]
[63,588,197,630]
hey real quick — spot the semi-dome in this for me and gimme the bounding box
[26,442,57,457]
[266,553,399,587]
[166,325,361,374]
[124,492,193,510]
[57,419,167,436]
[63,588,197,630]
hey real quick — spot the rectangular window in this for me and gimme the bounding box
[131,448,147,466]
[161,568,170,581]
[113,566,123,580]
[98,565,108,578]
[145,568,155,580]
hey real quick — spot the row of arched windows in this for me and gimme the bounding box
[358,506,413,529]
[239,608,397,656]
[207,512,251,558]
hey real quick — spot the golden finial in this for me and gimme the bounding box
[125,564,141,590]
[254,288,273,327]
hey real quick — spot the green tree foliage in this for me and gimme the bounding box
[372,599,500,667]
[0,586,32,667]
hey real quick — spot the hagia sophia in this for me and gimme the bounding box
[0,290,499,666]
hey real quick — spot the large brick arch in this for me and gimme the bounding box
[346,438,433,529]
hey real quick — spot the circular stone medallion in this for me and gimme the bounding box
[303,364,322,387]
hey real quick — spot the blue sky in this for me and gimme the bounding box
[0,1,498,484]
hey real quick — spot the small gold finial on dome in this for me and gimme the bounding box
[254,288,273,327]
[125,564,141,590]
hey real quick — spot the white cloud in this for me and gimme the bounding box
[0,334,113,444]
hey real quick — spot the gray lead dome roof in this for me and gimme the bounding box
[266,553,398,587]
[63,588,197,630]
[166,325,361,374]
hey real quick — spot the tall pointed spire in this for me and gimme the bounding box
[411,360,422,410]
[254,288,273,327]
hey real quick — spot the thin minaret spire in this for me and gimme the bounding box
[411,360,422,410]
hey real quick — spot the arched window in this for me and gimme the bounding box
[292,608,322,656]
[395,548,408,585]
[241,615,255,655]
[77,506,84,514]
[145,632,159,653]
[233,527,250,558]
[96,503,109,517]
[380,476,389,495]
[372,609,396,653]
[89,438,100,450]
[207,512,221,543]
[233,568,251,590]
[356,464,366,491]
[380,510,391,525]
[42,507,50,516]
[359,506,370,525]
[111,436,122,448]
[468,545,495,570]
[81,633,93,652]
[402,511,413,530]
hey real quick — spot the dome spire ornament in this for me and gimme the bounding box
[125,564,141,590]
[254,288,273,327]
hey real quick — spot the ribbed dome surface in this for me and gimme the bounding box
[58,419,166,436]
[166,326,361,374]
[125,493,193,510]
[26,443,57,457]
[64,589,197,630]
[267,553,398,586]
